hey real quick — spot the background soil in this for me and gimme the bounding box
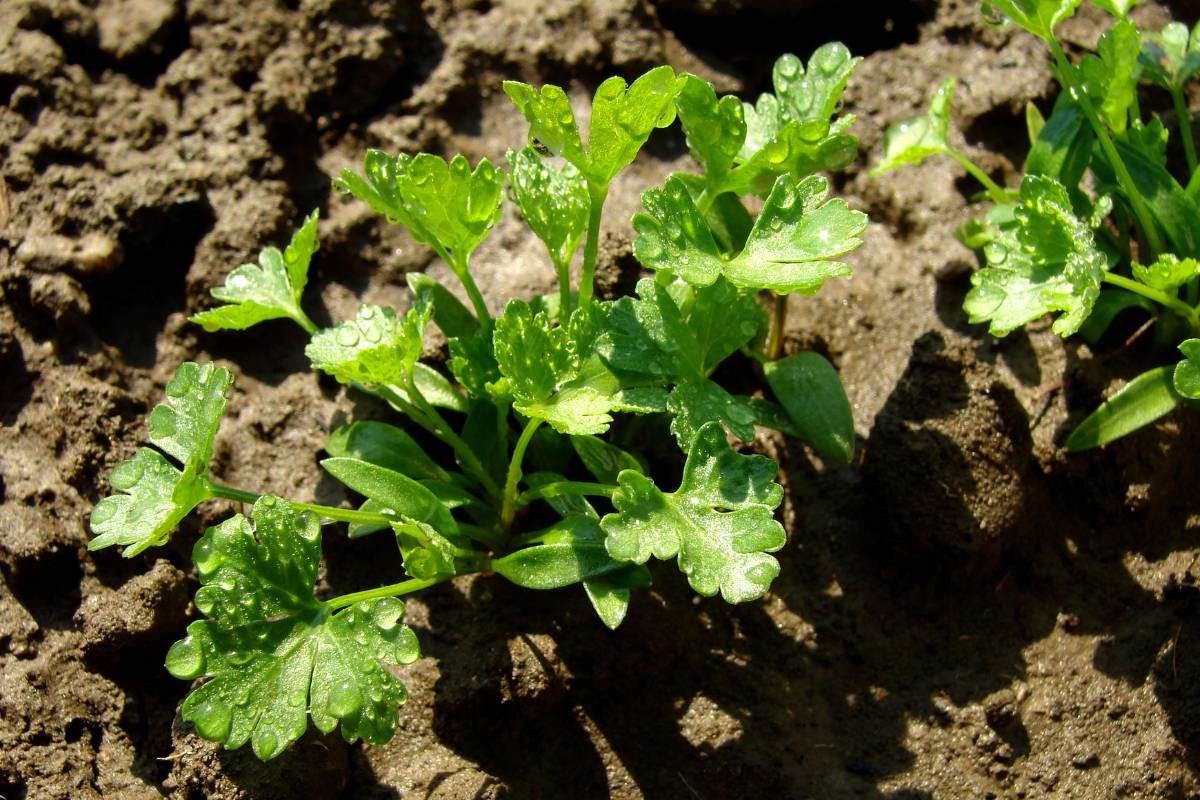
[3,0,1200,797]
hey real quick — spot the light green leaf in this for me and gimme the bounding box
[1174,339,1200,399]
[1064,365,1181,449]
[306,300,430,388]
[689,278,765,375]
[164,497,420,759]
[89,362,233,556]
[507,147,590,270]
[632,174,865,295]
[448,328,501,401]
[505,67,677,187]
[763,352,855,464]
[493,302,621,435]
[405,273,478,339]
[963,174,1107,337]
[982,0,1082,41]
[336,151,504,264]
[1140,21,1200,90]
[674,73,746,182]
[392,518,471,580]
[191,212,318,332]
[666,380,758,449]
[771,44,862,125]
[571,435,643,484]
[1132,253,1199,291]
[1091,0,1140,16]
[321,457,459,538]
[871,78,956,175]
[726,174,866,294]
[1078,20,1140,132]
[583,566,652,630]
[600,422,786,603]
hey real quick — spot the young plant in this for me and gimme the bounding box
[89,53,866,760]
[873,0,1200,449]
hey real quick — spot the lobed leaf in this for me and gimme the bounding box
[600,422,786,603]
[1139,21,1200,91]
[306,300,430,388]
[771,43,862,126]
[981,0,1082,41]
[507,147,590,270]
[674,73,747,182]
[963,174,1107,337]
[1132,254,1199,291]
[192,212,318,332]
[666,380,758,449]
[871,78,956,176]
[165,497,420,759]
[1174,339,1200,399]
[1077,20,1140,132]
[90,362,233,556]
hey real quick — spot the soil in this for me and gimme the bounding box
[3,0,1200,797]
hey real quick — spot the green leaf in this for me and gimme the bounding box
[492,516,635,590]
[321,457,459,538]
[689,275,765,375]
[600,422,786,603]
[763,352,855,464]
[191,212,318,332]
[633,174,865,295]
[506,147,590,269]
[1064,365,1181,449]
[89,362,233,556]
[1025,95,1093,195]
[1109,138,1200,258]
[88,450,211,556]
[164,497,420,759]
[571,435,643,484]
[325,421,449,482]
[582,566,651,630]
[1174,339,1200,399]
[1140,21,1200,90]
[1091,0,1139,16]
[493,301,620,435]
[981,0,1082,41]
[306,300,430,388]
[726,174,866,294]
[674,73,746,182]
[335,151,504,264]
[448,328,501,400]
[1132,253,1199,291]
[392,518,469,580]
[524,471,599,520]
[1077,289,1156,344]
[1078,20,1140,132]
[771,44,862,126]
[666,380,758,449]
[405,273,478,339]
[504,66,677,187]
[963,174,1107,337]
[870,78,956,175]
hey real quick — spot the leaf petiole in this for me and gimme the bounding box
[401,373,502,501]
[324,574,457,610]
[945,149,1008,204]
[211,484,404,527]
[765,293,789,361]
[515,480,616,509]
[500,418,543,530]
[1102,272,1200,332]
[576,182,609,309]
[1169,86,1198,176]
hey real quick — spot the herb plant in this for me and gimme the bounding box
[873,0,1200,449]
[89,52,866,760]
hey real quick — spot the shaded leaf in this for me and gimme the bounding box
[1064,365,1181,449]
[763,352,855,464]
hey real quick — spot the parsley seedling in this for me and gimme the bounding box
[90,54,866,759]
[874,0,1200,449]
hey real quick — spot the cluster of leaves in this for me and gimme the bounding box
[90,52,867,759]
[874,0,1200,449]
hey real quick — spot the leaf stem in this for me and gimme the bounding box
[324,575,455,610]
[946,149,1009,204]
[1102,272,1200,331]
[210,484,399,526]
[695,187,716,216]
[516,481,616,509]
[1170,86,1199,177]
[577,182,609,309]
[401,375,502,501]
[554,255,573,318]
[501,417,543,531]
[290,308,319,336]
[1046,38,1165,259]
[434,244,491,327]
[765,293,788,361]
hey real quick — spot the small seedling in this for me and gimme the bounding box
[874,0,1200,449]
[90,52,866,759]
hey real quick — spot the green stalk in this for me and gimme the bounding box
[516,481,616,509]
[1170,86,1198,177]
[431,243,491,327]
[577,182,610,309]
[500,418,543,531]
[210,484,397,526]
[765,293,788,361]
[946,149,1009,204]
[402,374,502,501]
[324,575,456,610]
[289,308,319,336]
[1047,38,1165,259]
[695,186,716,216]
[1103,272,1200,331]
[554,255,573,318]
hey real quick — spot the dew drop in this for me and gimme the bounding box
[194,700,233,742]
[358,305,376,320]
[228,273,250,291]
[166,636,206,680]
[776,54,801,80]
[336,326,361,347]
[229,649,253,666]
[328,680,362,717]
[89,499,117,526]
[254,730,280,759]
[362,323,383,344]
[110,458,145,490]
